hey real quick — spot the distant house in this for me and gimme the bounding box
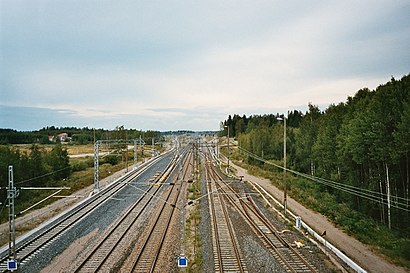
[48,133,71,142]
[57,133,69,142]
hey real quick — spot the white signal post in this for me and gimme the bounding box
[224,125,230,173]
[93,138,145,193]
[8,166,17,263]
[6,166,70,271]
[277,114,287,218]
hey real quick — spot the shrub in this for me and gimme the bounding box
[70,157,94,171]
[104,154,120,165]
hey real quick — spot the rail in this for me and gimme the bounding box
[206,150,317,273]
[205,155,247,273]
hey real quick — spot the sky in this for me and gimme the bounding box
[1,1,409,132]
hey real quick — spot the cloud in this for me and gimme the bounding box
[0,104,224,131]
[1,1,409,131]
[0,105,79,130]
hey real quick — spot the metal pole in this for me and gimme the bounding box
[134,139,137,168]
[284,115,287,218]
[140,135,143,156]
[227,126,230,172]
[8,166,16,259]
[217,137,219,159]
[152,138,155,157]
[93,141,100,193]
[386,163,391,229]
[126,131,128,172]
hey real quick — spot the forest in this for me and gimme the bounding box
[0,144,71,218]
[222,74,410,234]
[0,126,162,145]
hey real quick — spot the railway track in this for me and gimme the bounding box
[205,149,318,273]
[121,145,193,272]
[240,196,317,272]
[72,153,179,272]
[0,152,173,272]
[205,158,248,273]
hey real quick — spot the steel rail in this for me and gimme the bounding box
[205,155,247,273]
[207,153,318,273]
[0,154,168,272]
[127,146,192,273]
[205,163,224,272]
[72,157,176,272]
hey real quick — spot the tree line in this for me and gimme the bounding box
[0,126,162,145]
[222,74,410,232]
[0,144,71,208]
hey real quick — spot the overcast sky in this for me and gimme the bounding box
[1,1,409,131]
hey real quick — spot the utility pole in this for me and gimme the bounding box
[94,138,145,192]
[8,166,17,260]
[152,138,155,157]
[283,114,287,218]
[277,114,287,218]
[386,163,391,229]
[125,130,128,172]
[227,126,230,172]
[224,125,230,173]
[140,135,143,156]
[93,141,100,193]
[6,167,70,271]
[134,139,137,168]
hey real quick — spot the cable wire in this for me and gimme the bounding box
[15,166,71,186]
[237,146,410,212]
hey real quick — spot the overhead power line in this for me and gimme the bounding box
[237,146,410,212]
[14,166,71,186]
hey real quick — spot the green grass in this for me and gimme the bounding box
[185,154,203,272]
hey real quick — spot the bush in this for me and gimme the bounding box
[104,154,120,165]
[70,157,94,172]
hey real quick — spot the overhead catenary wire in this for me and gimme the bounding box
[237,146,410,213]
[0,197,8,219]
[14,166,71,186]
[240,146,410,211]
[239,146,400,200]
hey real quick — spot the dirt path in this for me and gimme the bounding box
[232,163,407,273]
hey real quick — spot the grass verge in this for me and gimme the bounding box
[185,154,203,272]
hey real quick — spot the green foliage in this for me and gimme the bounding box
[103,154,120,165]
[70,157,94,172]
[0,126,162,145]
[221,111,304,138]
[224,74,410,267]
[0,144,70,225]
[236,158,410,268]
[47,144,71,180]
[224,74,410,233]
[72,133,92,144]
[0,144,71,205]
[394,100,410,157]
[294,103,322,173]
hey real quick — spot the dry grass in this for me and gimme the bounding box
[13,144,54,153]
[12,143,95,155]
[65,144,94,155]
